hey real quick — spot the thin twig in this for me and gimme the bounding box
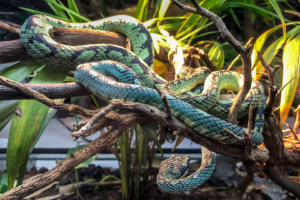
[284,122,298,140]
[277,77,295,96]
[153,84,172,121]
[285,10,300,18]
[223,127,244,143]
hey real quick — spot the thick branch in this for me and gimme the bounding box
[0,82,90,100]
[0,21,168,63]
[264,167,300,198]
[0,76,98,117]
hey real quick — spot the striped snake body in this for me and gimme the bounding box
[20,15,266,194]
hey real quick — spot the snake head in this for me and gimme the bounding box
[162,155,191,180]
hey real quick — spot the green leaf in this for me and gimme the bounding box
[280,33,300,126]
[67,0,82,22]
[158,0,172,24]
[17,99,65,186]
[219,2,291,23]
[268,0,286,41]
[0,173,8,194]
[141,124,164,158]
[6,67,68,190]
[208,43,224,69]
[229,8,241,30]
[43,0,91,22]
[58,0,76,23]
[20,7,71,21]
[0,60,41,83]
[67,145,98,169]
[0,100,19,131]
[71,97,80,124]
[135,0,149,22]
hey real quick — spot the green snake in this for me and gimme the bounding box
[20,15,266,194]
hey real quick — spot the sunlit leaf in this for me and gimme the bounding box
[208,42,224,69]
[158,0,172,24]
[135,0,149,22]
[252,23,300,80]
[154,59,168,75]
[280,34,300,126]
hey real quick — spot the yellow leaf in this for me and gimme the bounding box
[280,34,300,127]
[154,59,168,75]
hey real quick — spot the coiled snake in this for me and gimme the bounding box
[20,15,266,194]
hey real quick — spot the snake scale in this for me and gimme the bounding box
[20,15,266,194]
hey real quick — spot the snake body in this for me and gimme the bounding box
[20,15,266,194]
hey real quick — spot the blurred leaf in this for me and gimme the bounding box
[0,172,8,194]
[158,0,172,25]
[6,67,68,189]
[20,7,71,21]
[0,60,41,83]
[71,96,80,124]
[280,34,300,126]
[44,0,91,22]
[229,8,241,30]
[141,124,164,158]
[0,100,19,131]
[154,59,168,75]
[219,2,291,23]
[135,0,149,22]
[67,0,82,22]
[64,76,74,82]
[58,0,76,23]
[67,145,98,169]
[269,0,286,41]
[208,43,224,69]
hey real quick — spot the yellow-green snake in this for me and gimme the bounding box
[20,14,266,194]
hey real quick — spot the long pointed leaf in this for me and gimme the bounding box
[280,34,300,126]
[7,67,67,189]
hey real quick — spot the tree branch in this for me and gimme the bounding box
[0,20,168,64]
[0,82,90,100]
[0,112,148,199]
[264,167,300,198]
